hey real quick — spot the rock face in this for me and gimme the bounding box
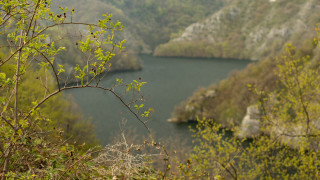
[237,104,320,149]
[155,0,320,60]
[168,88,216,123]
[172,6,241,43]
[237,105,261,138]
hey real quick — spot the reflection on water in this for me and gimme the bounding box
[67,55,251,145]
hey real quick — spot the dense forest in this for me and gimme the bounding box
[1,0,320,179]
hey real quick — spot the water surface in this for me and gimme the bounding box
[68,55,251,145]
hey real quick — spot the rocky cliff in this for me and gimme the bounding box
[155,0,320,60]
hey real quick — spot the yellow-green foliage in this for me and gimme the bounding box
[254,44,320,149]
[172,25,320,179]
[171,31,320,128]
[0,64,98,146]
[45,27,142,81]
[0,0,152,178]
[154,39,246,59]
[20,69,98,147]
[176,118,320,179]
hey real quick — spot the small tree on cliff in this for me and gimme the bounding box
[0,0,153,178]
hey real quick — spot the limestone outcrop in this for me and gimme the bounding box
[237,105,261,138]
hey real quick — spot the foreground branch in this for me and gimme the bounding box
[24,85,150,132]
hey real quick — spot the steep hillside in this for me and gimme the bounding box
[55,0,231,54]
[59,0,152,54]
[155,0,320,60]
[99,0,227,51]
[49,0,144,77]
[169,45,320,127]
[169,29,320,132]
[52,0,229,75]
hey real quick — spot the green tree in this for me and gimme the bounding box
[0,0,153,178]
[176,26,320,179]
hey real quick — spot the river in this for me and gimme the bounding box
[67,55,251,145]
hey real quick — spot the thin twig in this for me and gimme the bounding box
[32,47,61,90]
[23,85,150,132]
[1,117,15,130]
[0,21,120,67]
[26,0,40,36]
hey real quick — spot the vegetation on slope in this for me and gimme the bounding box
[52,0,143,75]
[99,0,227,51]
[0,1,156,178]
[2,0,320,179]
[155,0,320,60]
[170,26,320,179]
[170,31,319,127]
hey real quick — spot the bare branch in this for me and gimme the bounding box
[24,85,150,132]
[32,47,61,90]
[1,117,15,130]
[0,140,4,153]
[279,133,320,138]
[88,85,150,132]
[0,5,19,28]
[0,21,120,67]
[215,160,236,180]
[58,148,104,180]
[26,0,41,37]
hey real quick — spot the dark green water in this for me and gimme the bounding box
[67,55,251,145]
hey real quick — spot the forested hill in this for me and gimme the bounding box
[61,0,227,53]
[62,0,320,61]
[99,0,227,51]
[154,0,320,60]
